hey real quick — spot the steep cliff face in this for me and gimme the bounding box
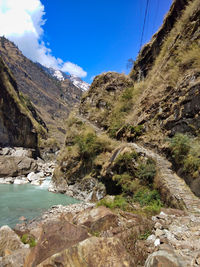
[80,72,134,135]
[0,37,82,142]
[72,0,200,197]
[0,58,39,148]
[127,0,200,144]
[130,0,190,81]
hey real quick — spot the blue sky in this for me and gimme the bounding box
[0,0,172,83]
[41,0,172,82]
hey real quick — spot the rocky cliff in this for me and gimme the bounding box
[78,0,200,197]
[80,0,200,146]
[0,57,41,149]
[127,0,200,143]
[0,37,83,142]
[130,0,190,81]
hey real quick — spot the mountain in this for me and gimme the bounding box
[0,37,83,143]
[53,0,200,216]
[0,57,45,150]
[38,63,90,91]
[80,0,200,146]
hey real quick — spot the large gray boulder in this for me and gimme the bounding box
[37,236,135,267]
[0,156,37,177]
[0,225,26,257]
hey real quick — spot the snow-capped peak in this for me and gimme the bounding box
[53,70,65,81]
[70,75,90,91]
[38,63,90,91]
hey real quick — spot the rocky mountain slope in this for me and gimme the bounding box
[0,37,83,142]
[48,0,200,265]
[1,0,200,266]
[0,57,45,150]
[79,0,200,194]
[38,64,90,91]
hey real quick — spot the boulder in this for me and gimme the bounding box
[14,178,29,185]
[24,219,89,266]
[0,156,37,177]
[145,250,188,267]
[27,172,44,182]
[37,236,135,267]
[0,248,30,267]
[0,226,26,257]
[11,148,34,158]
[0,177,15,184]
[73,206,119,232]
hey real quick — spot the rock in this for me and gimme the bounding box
[0,225,26,256]
[154,239,160,247]
[147,234,156,243]
[73,206,119,232]
[155,229,164,237]
[37,236,135,267]
[145,250,187,267]
[11,148,34,158]
[0,177,15,184]
[154,222,163,229]
[14,178,29,185]
[24,219,89,266]
[0,147,12,156]
[0,156,37,178]
[27,172,43,182]
[1,248,30,267]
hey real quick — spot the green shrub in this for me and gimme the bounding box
[114,151,138,174]
[21,234,36,247]
[136,158,156,184]
[97,195,128,210]
[108,115,125,138]
[74,132,105,162]
[133,188,161,206]
[169,134,200,178]
[133,188,162,215]
[169,133,191,164]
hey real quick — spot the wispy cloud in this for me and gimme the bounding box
[62,62,87,77]
[0,0,87,78]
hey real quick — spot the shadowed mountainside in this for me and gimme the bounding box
[0,57,44,149]
[0,37,83,143]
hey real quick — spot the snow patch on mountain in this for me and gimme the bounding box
[38,63,90,91]
[70,75,90,91]
[53,70,65,81]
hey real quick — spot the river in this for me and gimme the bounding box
[0,179,79,228]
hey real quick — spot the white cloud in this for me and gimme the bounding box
[62,62,87,78]
[0,0,87,77]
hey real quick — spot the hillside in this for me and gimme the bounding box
[0,57,45,150]
[52,0,200,225]
[48,1,200,264]
[79,0,200,192]
[1,0,200,266]
[0,37,83,143]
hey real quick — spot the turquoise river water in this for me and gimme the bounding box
[0,180,79,228]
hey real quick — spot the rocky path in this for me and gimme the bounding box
[130,143,200,214]
[76,114,103,135]
[77,114,200,214]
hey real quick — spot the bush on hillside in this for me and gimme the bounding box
[169,133,200,178]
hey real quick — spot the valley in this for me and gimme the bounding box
[0,0,200,266]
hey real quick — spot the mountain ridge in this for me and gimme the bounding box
[0,37,83,143]
[37,63,90,91]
